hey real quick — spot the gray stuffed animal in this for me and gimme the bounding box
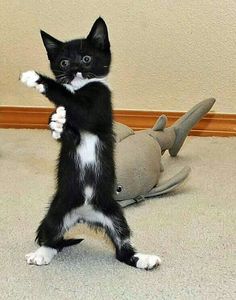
[50,98,215,208]
[114,98,215,207]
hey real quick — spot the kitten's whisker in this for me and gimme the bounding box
[56,75,69,84]
[56,72,67,77]
[56,75,66,79]
[85,72,105,79]
[54,70,68,76]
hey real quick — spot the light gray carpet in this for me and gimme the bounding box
[0,129,235,300]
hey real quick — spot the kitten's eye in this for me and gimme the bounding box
[60,59,70,69]
[82,55,92,64]
[116,185,123,194]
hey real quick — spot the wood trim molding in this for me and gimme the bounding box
[0,106,52,129]
[0,106,236,136]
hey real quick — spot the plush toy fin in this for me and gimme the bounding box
[169,98,215,157]
[117,195,145,208]
[145,166,191,198]
[113,121,134,142]
[152,115,167,131]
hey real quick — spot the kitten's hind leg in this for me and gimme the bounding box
[25,238,83,266]
[25,215,62,266]
[102,204,161,270]
[25,195,82,266]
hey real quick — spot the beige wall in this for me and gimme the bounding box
[1,0,236,113]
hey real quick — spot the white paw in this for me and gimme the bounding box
[50,106,66,139]
[50,121,63,133]
[52,131,61,140]
[25,246,57,266]
[20,70,39,87]
[35,84,45,93]
[134,253,161,270]
[20,70,45,93]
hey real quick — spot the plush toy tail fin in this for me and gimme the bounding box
[55,238,84,251]
[169,98,215,157]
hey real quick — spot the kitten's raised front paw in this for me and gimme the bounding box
[25,246,57,266]
[133,253,161,270]
[20,70,45,93]
[49,106,66,140]
[20,70,39,87]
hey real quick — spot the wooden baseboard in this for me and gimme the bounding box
[0,106,236,136]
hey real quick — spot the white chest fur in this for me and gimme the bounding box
[76,131,99,167]
[64,72,108,93]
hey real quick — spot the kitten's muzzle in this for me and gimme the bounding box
[75,72,84,80]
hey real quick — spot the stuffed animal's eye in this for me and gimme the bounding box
[60,59,70,69]
[116,185,123,194]
[82,55,92,64]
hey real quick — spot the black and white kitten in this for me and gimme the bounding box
[20,18,160,270]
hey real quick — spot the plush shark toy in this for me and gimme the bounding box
[114,98,215,207]
[50,98,215,208]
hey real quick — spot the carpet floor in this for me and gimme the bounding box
[0,129,235,300]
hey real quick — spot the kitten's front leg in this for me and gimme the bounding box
[20,70,96,134]
[20,70,74,107]
[20,71,69,139]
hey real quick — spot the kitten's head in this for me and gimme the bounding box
[40,17,111,84]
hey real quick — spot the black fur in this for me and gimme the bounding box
[29,18,157,269]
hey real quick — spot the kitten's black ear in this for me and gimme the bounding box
[40,30,62,58]
[87,17,110,51]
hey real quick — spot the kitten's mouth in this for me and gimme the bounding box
[71,72,104,83]
[75,72,96,80]
[68,72,87,86]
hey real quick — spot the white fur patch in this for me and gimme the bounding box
[64,72,108,92]
[63,205,114,231]
[63,209,81,231]
[84,185,94,204]
[76,131,99,167]
[134,253,161,270]
[20,70,45,93]
[25,246,57,266]
[64,84,76,94]
[63,205,123,248]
